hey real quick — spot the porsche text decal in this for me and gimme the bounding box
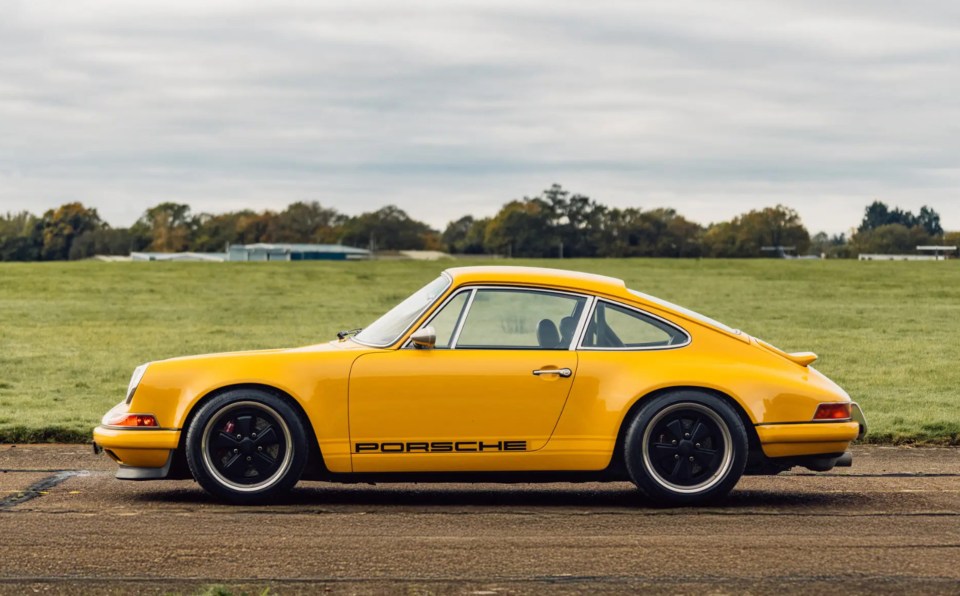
[355,440,527,454]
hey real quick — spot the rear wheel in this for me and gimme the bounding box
[624,391,747,505]
[185,389,307,503]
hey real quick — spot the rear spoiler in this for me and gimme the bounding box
[755,339,818,367]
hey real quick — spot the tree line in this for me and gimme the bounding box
[0,184,955,261]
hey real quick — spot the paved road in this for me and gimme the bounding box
[1,445,959,595]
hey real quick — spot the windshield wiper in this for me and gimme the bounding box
[336,328,363,340]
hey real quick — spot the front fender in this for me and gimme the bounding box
[127,343,373,473]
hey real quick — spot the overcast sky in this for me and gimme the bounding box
[1,0,958,234]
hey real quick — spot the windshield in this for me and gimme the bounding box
[628,289,740,335]
[354,274,451,347]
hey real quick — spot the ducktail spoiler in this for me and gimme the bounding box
[755,339,818,367]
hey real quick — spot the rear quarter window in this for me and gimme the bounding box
[582,301,689,349]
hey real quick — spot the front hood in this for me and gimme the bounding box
[158,337,373,365]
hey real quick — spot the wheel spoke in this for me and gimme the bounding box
[666,419,685,441]
[689,421,709,443]
[693,450,718,469]
[220,453,247,481]
[212,432,239,450]
[252,451,277,475]
[254,425,278,447]
[676,458,693,482]
[668,457,684,481]
[652,443,679,455]
[235,415,254,437]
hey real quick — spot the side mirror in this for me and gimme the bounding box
[410,326,436,349]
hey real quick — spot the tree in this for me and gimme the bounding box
[264,201,344,244]
[601,207,702,258]
[809,231,849,258]
[702,205,810,257]
[0,211,43,261]
[859,201,892,232]
[483,199,554,257]
[39,202,105,260]
[858,201,942,236]
[482,185,612,258]
[541,185,608,258]
[943,231,960,257]
[340,205,438,251]
[917,206,943,236]
[850,223,932,254]
[442,215,487,254]
[138,203,195,252]
[68,228,138,260]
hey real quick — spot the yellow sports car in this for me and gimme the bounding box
[94,266,866,505]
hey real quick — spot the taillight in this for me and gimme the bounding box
[813,403,852,421]
[106,413,159,427]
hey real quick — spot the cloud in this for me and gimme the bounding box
[1,0,958,234]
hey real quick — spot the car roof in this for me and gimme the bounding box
[443,266,628,296]
[441,266,744,341]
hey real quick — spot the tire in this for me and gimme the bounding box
[624,390,748,505]
[185,389,308,504]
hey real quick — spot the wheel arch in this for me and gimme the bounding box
[608,385,761,474]
[174,383,328,478]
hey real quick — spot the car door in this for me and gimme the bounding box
[348,287,588,473]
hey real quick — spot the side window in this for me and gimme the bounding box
[583,301,687,349]
[455,289,586,349]
[424,291,470,349]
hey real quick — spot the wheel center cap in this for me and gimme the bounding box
[240,438,255,455]
[678,440,694,456]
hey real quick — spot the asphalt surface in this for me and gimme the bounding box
[1,445,959,595]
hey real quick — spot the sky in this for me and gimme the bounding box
[1,0,958,235]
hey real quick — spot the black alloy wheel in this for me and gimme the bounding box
[203,403,289,488]
[644,403,729,488]
[624,390,748,505]
[186,389,307,503]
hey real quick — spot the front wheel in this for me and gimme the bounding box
[624,391,748,505]
[185,389,308,504]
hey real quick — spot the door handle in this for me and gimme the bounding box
[532,368,572,378]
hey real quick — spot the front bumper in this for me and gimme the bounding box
[92,425,181,480]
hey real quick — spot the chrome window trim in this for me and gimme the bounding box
[402,287,476,350]
[407,285,592,351]
[577,298,692,352]
[449,288,477,349]
[353,272,453,348]
[569,295,597,352]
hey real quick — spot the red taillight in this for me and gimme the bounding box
[106,414,159,427]
[813,403,852,420]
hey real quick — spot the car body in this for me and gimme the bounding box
[93,266,866,504]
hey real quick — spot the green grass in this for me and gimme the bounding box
[0,259,957,444]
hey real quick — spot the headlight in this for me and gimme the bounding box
[125,364,149,403]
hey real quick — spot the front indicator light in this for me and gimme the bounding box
[106,413,159,427]
[813,403,852,421]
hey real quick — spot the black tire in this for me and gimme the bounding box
[624,390,748,505]
[185,389,308,504]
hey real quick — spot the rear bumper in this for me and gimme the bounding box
[92,425,181,479]
[756,420,860,458]
[755,401,867,459]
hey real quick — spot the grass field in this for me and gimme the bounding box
[0,259,958,444]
